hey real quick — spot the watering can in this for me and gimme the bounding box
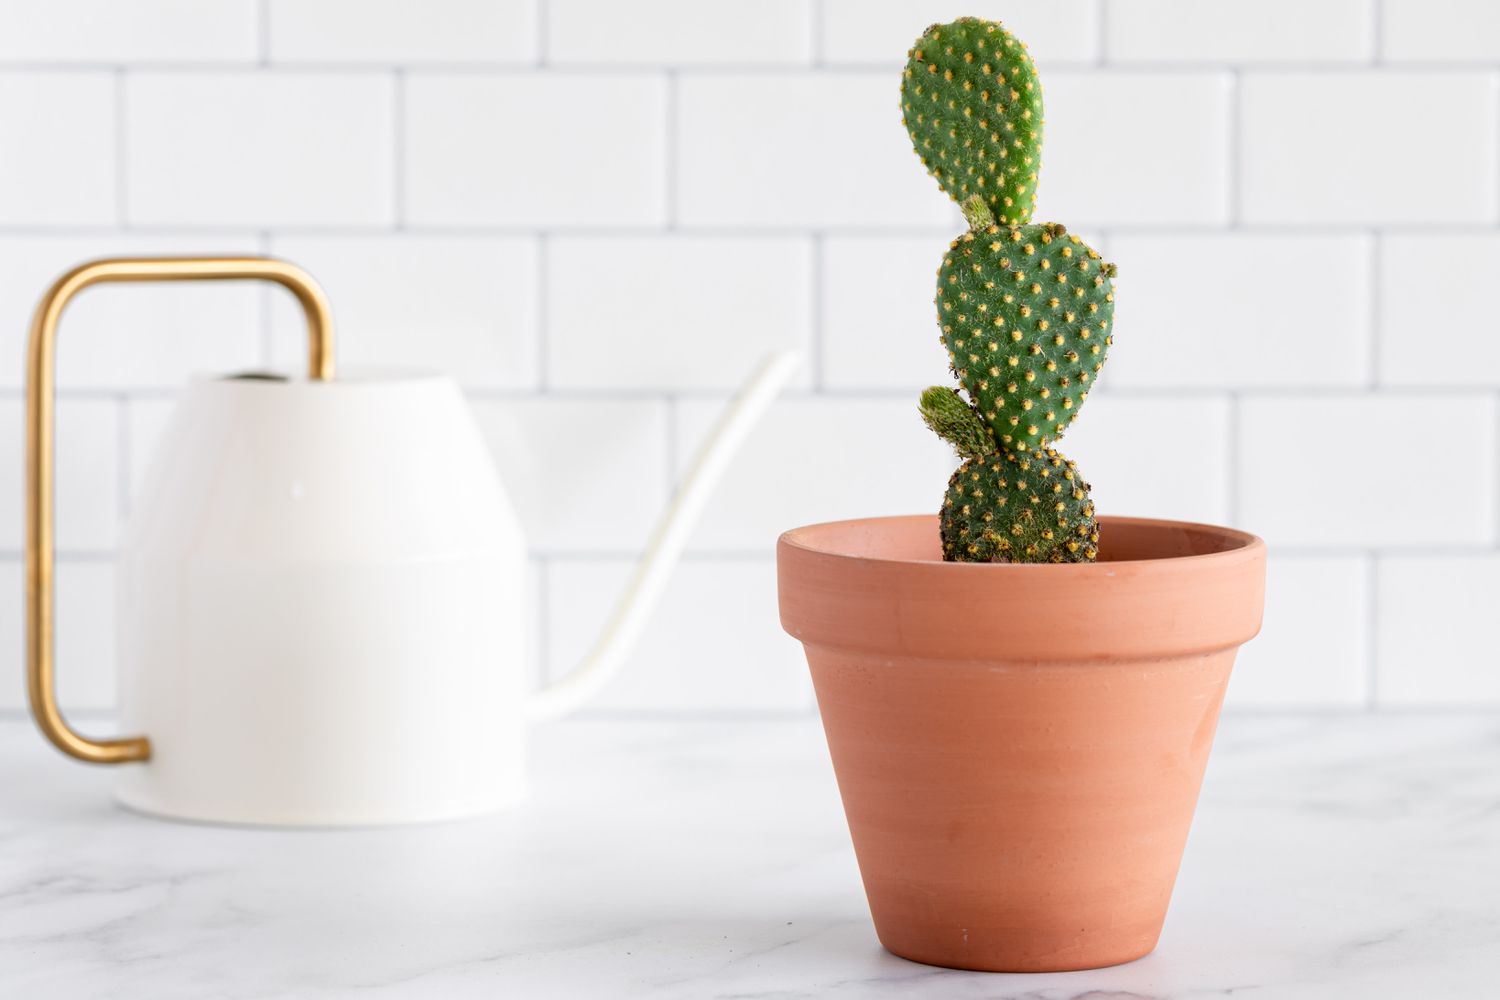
[23,257,798,826]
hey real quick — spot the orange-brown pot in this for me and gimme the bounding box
[778,514,1266,973]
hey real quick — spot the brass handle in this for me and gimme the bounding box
[25,257,336,764]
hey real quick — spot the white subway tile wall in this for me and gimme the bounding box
[2,0,1498,716]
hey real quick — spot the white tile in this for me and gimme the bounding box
[405,73,665,227]
[1060,394,1231,525]
[549,0,811,65]
[0,559,117,712]
[676,74,954,228]
[54,561,117,710]
[543,557,811,713]
[1241,73,1499,225]
[0,398,118,552]
[268,235,539,389]
[1227,555,1368,709]
[1105,234,1372,388]
[1031,73,1232,226]
[0,561,17,711]
[0,73,115,225]
[820,0,1099,66]
[1107,0,1373,63]
[470,397,669,553]
[0,234,264,391]
[126,72,394,226]
[1238,395,1498,547]
[523,557,545,692]
[1377,555,1500,706]
[268,0,536,63]
[1380,234,1500,388]
[1384,0,1500,61]
[546,237,812,390]
[674,396,959,552]
[126,396,176,509]
[0,1,258,63]
[821,235,954,389]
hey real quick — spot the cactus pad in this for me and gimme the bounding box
[901,17,1043,225]
[919,385,996,459]
[938,221,1116,451]
[941,446,1099,563]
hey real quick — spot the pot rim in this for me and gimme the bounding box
[779,513,1263,570]
[778,514,1268,661]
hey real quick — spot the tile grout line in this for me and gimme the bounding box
[258,230,274,366]
[535,555,552,686]
[5,223,1499,239]
[810,0,825,68]
[114,67,128,227]
[1225,391,1241,527]
[1368,232,1382,387]
[1365,552,1380,709]
[534,0,549,67]
[14,385,1500,403]
[1,543,1494,563]
[664,393,679,496]
[664,68,678,230]
[392,68,406,230]
[115,393,131,519]
[1227,68,1242,228]
[809,233,825,389]
[9,60,1500,74]
[536,233,550,389]
[1494,389,1500,548]
[1094,0,1108,67]
[257,0,270,67]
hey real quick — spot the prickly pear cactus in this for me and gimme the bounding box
[901,17,1043,225]
[905,17,1119,564]
[941,448,1098,563]
[940,217,1115,452]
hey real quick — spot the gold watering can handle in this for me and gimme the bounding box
[25,257,336,764]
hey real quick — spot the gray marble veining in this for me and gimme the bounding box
[2,714,1497,999]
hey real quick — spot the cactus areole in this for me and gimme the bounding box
[904,17,1119,563]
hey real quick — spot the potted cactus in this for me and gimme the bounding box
[777,18,1267,973]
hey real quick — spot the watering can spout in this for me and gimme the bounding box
[527,350,800,721]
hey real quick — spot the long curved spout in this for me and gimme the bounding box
[527,350,801,721]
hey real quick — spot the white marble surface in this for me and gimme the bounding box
[2,713,1497,999]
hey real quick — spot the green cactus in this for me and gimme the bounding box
[904,17,1118,564]
[941,447,1098,563]
[901,17,1043,226]
[939,220,1115,452]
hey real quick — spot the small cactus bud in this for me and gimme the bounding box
[919,386,997,459]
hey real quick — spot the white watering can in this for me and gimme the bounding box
[23,257,798,826]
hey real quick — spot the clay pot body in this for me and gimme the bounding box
[777,515,1265,973]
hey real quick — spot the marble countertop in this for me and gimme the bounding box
[2,713,1497,999]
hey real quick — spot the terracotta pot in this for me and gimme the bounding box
[777,514,1265,973]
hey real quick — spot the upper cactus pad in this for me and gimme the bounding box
[938,221,1116,452]
[901,18,1043,225]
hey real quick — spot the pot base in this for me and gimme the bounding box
[879,933,1157,974]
